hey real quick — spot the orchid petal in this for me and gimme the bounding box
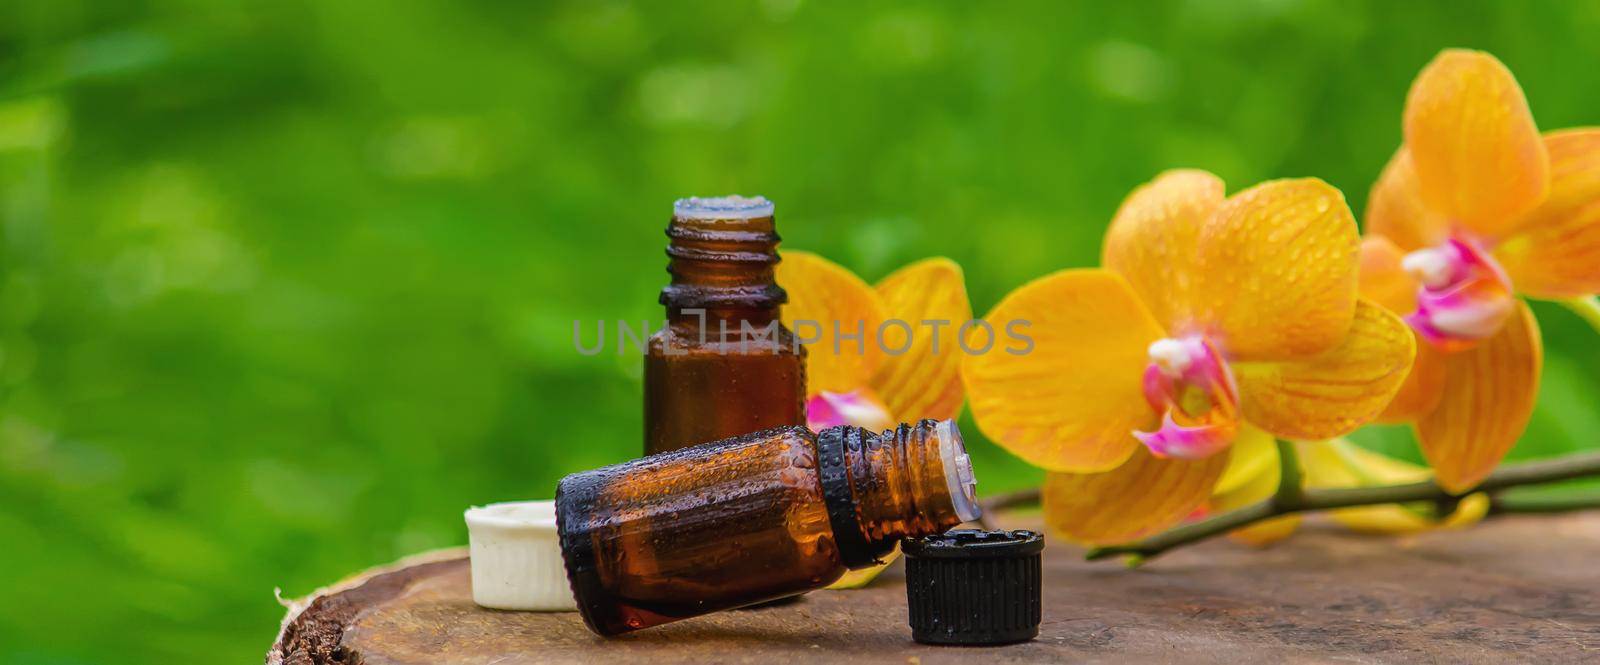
[1366,148,1450,252]
[806,389,895,432]
[1376,337,1447,424]
[1233,300,1415,440]
[962,269,1164,472]
[1496,128,1600,299]
[1358,235,1420,316]
[1102,169,1227,332]
[1404,49,1548,238]
[868,258,972,423]
[1188,178,1361,361]
[1417,301,1542,493]
[1042,445,1232,545]
[776,251,887,394]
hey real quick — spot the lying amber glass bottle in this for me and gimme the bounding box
[556,419,981,636]
[643,196,806,455]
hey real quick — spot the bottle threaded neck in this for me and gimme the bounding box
[660,196,786,311]
[817,420,979,568]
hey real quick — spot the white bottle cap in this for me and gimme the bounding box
[464,501,577,611]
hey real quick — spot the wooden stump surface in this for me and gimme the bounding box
[268,512,1600,664]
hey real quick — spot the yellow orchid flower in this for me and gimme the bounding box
[1360,49,1598,492]
[775,251,972,587]
[962,171,1416,545]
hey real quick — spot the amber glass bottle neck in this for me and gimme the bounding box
[666,306,782,328]
[842,420,978,548]
[660,214,786,320]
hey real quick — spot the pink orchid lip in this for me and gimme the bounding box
[1402,236,1515,351]
[1135,335,1240,460]
[805,389,895,432]
[1135,412,1235,459]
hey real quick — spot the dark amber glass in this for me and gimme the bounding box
[556,420,981,636]
[644,196,805,455]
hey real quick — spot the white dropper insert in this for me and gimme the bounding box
[464,501,576,611]
[935,419,982,523]
[673,195,775,219]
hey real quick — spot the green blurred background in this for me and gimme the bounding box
[3,0,1599,662]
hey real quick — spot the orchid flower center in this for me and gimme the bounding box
[1401,236,1515,353]
[1134,336,1239,460]
[806,389,895,432]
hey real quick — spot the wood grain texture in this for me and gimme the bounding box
[269,513,1600,664]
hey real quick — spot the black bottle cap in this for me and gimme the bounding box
[902,529,1044,646]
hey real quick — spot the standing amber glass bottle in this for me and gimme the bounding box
[644,196,806,455]
[556,419,981,636]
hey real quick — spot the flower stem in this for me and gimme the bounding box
[1563,295,1600,335]
[1273,439,1303,507]
[1085,450,1600,563]
[1490,488,1600,514]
